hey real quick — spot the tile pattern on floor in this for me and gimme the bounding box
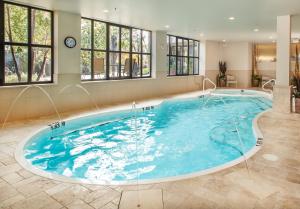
[0,109,300,209]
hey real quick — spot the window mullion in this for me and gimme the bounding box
[91,20,94,80]
[187,39,189,75]
[106,23,110,80]
[129,28,132,78]
[167,36,170,76]
[150,32,152,77]
[50,11,54,82]
[28,7,32,83]
[187,39,190,75]
[0,1,4,85]
[197,42,199,74]
[194,42,196,75]
[140,30,143,77]
[118,26,121,78]
[176,37,178,76]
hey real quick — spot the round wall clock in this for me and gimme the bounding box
[64,37,77,48]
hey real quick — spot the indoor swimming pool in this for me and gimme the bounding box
[19,91,272,184]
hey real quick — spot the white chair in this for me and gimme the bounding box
[226,74,238,88]
[94,57,105,79]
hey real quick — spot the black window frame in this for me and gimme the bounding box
[167,34,200,76]
[81,17,152,81]
[0,1,54,86]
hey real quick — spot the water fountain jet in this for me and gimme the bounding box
[58,84,99,110]
[1,85,62,129]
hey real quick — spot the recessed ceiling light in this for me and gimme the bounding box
[253,28,259,32]
[103,9,109,13]
[165,25,170,29]
[228,17,235,21]
[222,39,226,42]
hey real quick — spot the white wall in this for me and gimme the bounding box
[257,62,276,79]
[222,42,252,71]
[55,11,81,84]
[203,41,222,86]
[205,41,223,71]
[257,62,276,71]
[204,41,252,88]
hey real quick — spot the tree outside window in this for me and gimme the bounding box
[2,2,53,85]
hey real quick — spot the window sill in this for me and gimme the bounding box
[0,82,57,89]
[81,77,155,84]
[166,75,202,78]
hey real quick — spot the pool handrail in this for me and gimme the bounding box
[232,116,250,175]
[262,79,276,96]
[203,77,217,92]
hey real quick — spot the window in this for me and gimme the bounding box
[81,18,152,81]
[0,2,54,85]
[167,35,199,76]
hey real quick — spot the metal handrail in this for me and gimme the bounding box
[202,77,217,92]
[262,79,276,95]
[232,117,250,175]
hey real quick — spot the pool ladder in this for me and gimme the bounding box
[202,77,217,104]
[262,79,276,97]
[202,77,217,93]
[232,117,250,175]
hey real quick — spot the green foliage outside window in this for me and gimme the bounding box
[3,3,53,84]
[81,18,152,80]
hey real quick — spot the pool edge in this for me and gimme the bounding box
[14,89,270,186]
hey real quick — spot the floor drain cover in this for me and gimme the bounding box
[263,154,279,161]
[119,189,163,209]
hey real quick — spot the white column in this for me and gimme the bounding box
[152,31,168,79]
[276,15,291,85]
[273,15,291,113]
[54,11,81,85]
[199,41,206,76]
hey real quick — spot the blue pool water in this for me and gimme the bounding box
[24,94,272,183]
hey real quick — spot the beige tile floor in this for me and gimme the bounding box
[0,103,300,209]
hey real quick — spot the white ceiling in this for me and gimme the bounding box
[10,0,300,42]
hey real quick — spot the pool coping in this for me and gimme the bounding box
[14,89,271,186]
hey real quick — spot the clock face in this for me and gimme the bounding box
[65,37,76,48]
